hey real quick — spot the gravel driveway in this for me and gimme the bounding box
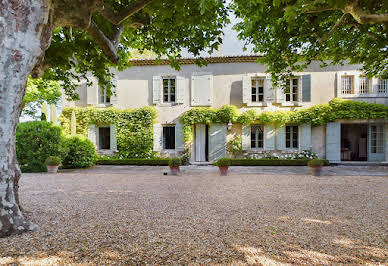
[0,166,387,265]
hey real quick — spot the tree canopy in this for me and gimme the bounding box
[232,0,388,82]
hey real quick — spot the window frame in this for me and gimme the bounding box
[341,75,354,95]
[285,77,300,102]
[250,124,264,149]
[359,76,370,94]
[251,77,265,103]
[98,126,111,150]
[371,125,384,154]
[377,79,388,94]
[162,77,176,103]
[285,125,299,149]
[163,125,176,150]
[98,87,111,105]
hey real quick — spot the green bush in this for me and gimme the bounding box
[45,156,61,166]
[96,158,170,166]
[16,121,68,173]
[307,159,325,167]
[63,135,97,168]
[168,157,182,167]
[215,158,231,166]
[228,159,330,166]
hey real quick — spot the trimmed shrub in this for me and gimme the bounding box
[16,121,68,173]
[308,159,325,167]
[215,158,231,166]
[96,158,170,166]
[168,157,182,167]
[45,156,61,166]
[227,159,330,166]
[63,135,97,168]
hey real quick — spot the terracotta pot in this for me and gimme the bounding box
[218,166,229,176]
[169,166,179,176]
[309,166,322,176]
[46,165,59,173]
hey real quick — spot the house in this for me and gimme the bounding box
[62,55,388,163]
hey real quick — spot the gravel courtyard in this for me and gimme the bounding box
[0,166,387,265]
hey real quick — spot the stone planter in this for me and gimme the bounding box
[309,166,322,176]
[218,166,229,176]
[46,165,59,173]
[169,166,179,176]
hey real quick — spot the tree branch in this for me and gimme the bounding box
[87,20,119,64]
[318,14,347,44]
[99,0,155,25]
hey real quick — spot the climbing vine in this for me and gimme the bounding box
[60,106,158,158]
[180,99,388,142]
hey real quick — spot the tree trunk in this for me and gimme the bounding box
[0,0,51,237]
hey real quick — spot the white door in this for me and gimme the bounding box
[209,123,226,162]
[369,124,385,161]
[195,124,206,162]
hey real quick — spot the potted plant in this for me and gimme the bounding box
[215,158,231,176]
[168,157,182,176]
[45,156,62,173]
[308,159,324,176]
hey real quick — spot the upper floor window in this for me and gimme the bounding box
[163,77,176,103]
[341,76,354,94]
[378,79,388,94]
[286,125,298,149]
[251,125,264,149]
[163,125,175,150]
[359,76,370,94]
[99,87,110,104]
[251,77,265,102]
[286,78,299,102]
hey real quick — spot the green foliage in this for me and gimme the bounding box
[22,77,61,118]
[16,121,68,173]
[63,135,97,168]
[168,157,182,167]
[308,159,325,167]
[214,105,239,123]
[44,156,61,166]
[215,158,231,167]
[40,113,47,122]
[226,136,243,157]
[232,0,388,83]
[228,159,330,166]
[96,158,170,166]
[60,106,157,158]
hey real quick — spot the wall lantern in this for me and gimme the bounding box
[227,121,233,131]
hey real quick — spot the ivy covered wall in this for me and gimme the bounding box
[60,107,157,158]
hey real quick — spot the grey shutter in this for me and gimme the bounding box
[110,125,117,151]
[191,74,212,106]
[276,125,286,150]
[88,125,97,147]
[326,122,341,162]
[264,124,275,150]
[242,124,251,150]
[242,75,250,104]
[87,83,98,105]
[176,76,185,104]
[110,78,118,105]
[299,123,311,150]
[153,123,162,152]
[175,122,184,151]
[276,87,286,103]
[265,77,275,102]
[152,76,161,104]
[302,74,311,102]
[209,123,227,161]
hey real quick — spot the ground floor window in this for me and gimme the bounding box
[251,125,264,148]
[163,125,175,150]
[286,125,298,148]
[371,125,384,154]
[98,127,111,150]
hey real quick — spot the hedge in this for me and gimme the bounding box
[96,158,170,166]
[223,159,330,166]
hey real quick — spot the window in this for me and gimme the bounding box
[371,125,384,153]
[163,126,175,150]
[99,87,110,104]
[98,127,110,150]
[286,125,298,149]
[163,77,176,103]
[341,76,354,94]
[251,125,264,149]
[286,78,299,102]
[378,79,388,94]
[251,78,265,102]
[359,76,370,94]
